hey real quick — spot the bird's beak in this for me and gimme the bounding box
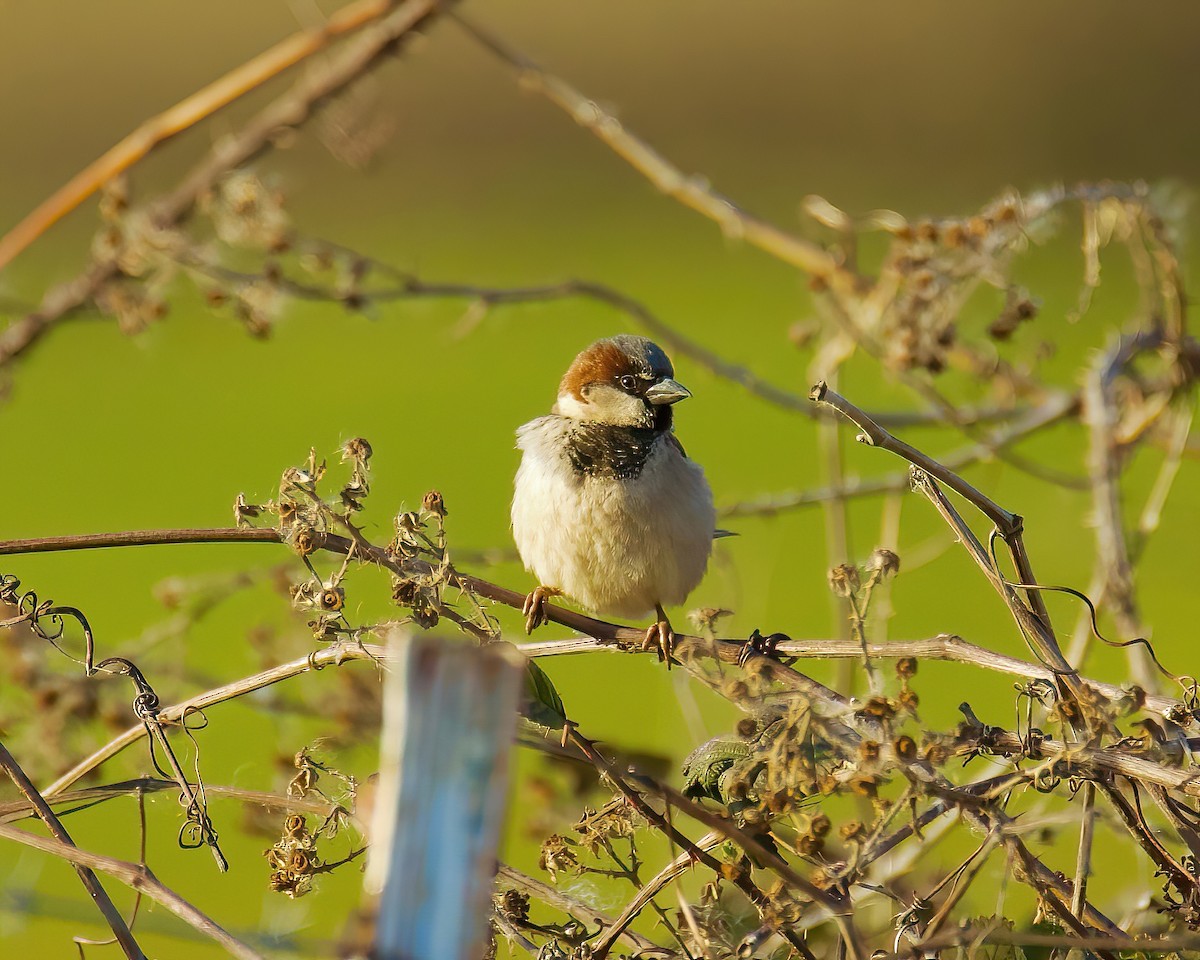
[644,378,691,406]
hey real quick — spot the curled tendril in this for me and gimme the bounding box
[986,530,1184,689]
[1,574,96,673]
[97,656,228,871]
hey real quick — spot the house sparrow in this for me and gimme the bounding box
[511,334,716,663]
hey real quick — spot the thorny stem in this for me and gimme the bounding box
[562,728,862,960]
[0,741,145,960]
[4,519,1195,950]
[1,522,1189,717]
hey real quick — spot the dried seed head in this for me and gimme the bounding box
[289,849,313,874]
[342,437,373,463]
[269,870,294,893]
[867,548,901,579]
[290,527,317,558]
[894,735,917,760]
[897,688,920,712]
[719,861,745,882]
[391,579,420,607]
[895,657,918,680]
[861,696,896,720]
[795,831,823,859]
[422,489,447,517]
[839,820,866,842]
[915,220,939,243]
[848,775,877,798]
[1057,699,1081,722]
[766,790,791,814]
[394,511,422,536]
[736,717,759,738]
[943,222,967,248]
[496,889,530,923]
[922,741,950,765]
[810,813,831,838]
[858,740,881,763]
[319,587,345,612]
[827,563,861,598]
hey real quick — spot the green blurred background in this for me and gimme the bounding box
[2,1,1199,955]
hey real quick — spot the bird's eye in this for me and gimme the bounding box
[618,375,638,392]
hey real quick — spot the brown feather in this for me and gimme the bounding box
[558,340,637,400]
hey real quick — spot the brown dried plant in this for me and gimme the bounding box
[1,6,1199,960]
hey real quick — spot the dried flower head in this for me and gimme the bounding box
[422,489,447,517]
[828,563,861,598]
[867,548,901,579]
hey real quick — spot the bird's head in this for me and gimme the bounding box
[554,335,690,430]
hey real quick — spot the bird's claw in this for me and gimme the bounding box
[522,585,560,634]
[641,617,676,669]
[738,628,787,668]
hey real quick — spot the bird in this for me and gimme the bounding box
[511,334,716,663]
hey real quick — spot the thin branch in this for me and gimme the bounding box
[0,0,449,370]
[450,13,844,288]
[1071,782,1096,918]
[497,864,678,959]
[0,528,280,554]
[0,820,263,960]
[810,381,1018,534]
[812,382,1107,732]
[0,0,399,271]
[0,777,345,824]
[721,389,1080,517]
[0,740,144,960]
[41,638,384,799]
[588,833,722,959]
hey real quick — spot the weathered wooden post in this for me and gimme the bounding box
[362,631,524,960]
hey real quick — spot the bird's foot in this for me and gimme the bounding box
[522,585,562,634]
[738,628,787,668]
[641,605,676,669]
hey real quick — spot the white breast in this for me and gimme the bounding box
[511,417,716,620]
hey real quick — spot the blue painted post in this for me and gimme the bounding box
[365,631,523,960]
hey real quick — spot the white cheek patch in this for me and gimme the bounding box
[556,384,650,427]
[552,393,589,419]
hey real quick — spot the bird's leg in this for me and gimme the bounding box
[641,604,676,668]
[522,585,562,634]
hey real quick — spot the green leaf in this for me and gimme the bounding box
[521,659,569,734]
